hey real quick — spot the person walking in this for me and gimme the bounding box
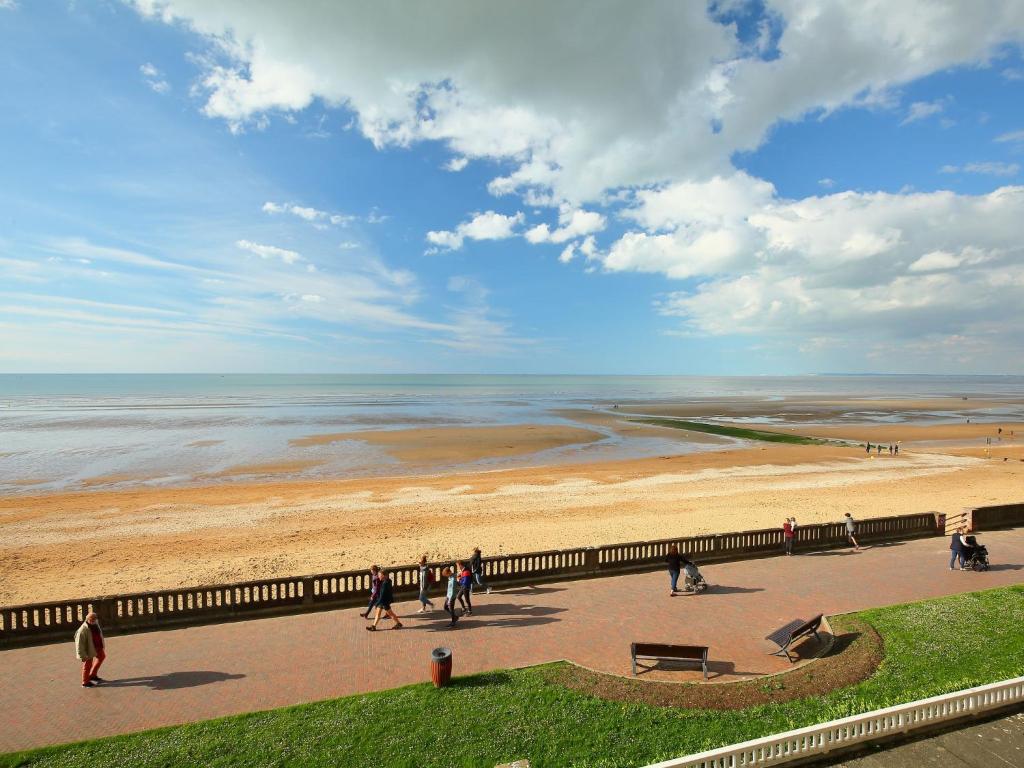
[844,513,860,551]
[865,442,871,454]
[442,566,459,626]
[949,527,967,571]
[666,544,682,595]
[783,518,795,556]
[360,565,381,619]
[417,555,435,613]
[455,560,473,616]
[470,547,491,594]
[366,570,403,631]
[74,612,106,688]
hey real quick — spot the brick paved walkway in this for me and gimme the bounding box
[2,528,1023,753]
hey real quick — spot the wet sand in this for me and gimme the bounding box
[3,400,1024,605]
[288,423,605,463]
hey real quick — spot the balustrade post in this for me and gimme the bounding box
[301,577,315,606]
[583,547,599,575]
[94,598,116,628]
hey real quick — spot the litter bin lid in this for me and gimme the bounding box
[431,647,452,661]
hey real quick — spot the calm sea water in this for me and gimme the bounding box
[1,374,1022,493]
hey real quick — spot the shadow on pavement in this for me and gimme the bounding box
[103,671,246,690]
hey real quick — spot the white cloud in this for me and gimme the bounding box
[940,161,1020,176]
[262,200,357,226]
[236,239,302,264]
[818,178,836,189]
[445,157,469,172]
[1002,67,1024,80]
[900,98,948,126]
[994,129,1024,143]
[130,1,1024,204]
[139,62,170,93]
[426,211,524,251]
[523,206,606,244]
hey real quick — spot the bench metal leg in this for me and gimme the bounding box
[631,655,637,676]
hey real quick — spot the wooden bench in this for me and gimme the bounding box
[631,642,709,679]
[765,614,823,662]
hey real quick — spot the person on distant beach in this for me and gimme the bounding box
[844,513,860,551]
[666,544,682,595]
[949,527,967,571]
[442,566,459,626]
[417,555,435,613]
[470,547,491,595]
[366,570,402,631]
[895,443,899,455]
[74,612,106,688]
[360,565,381,619]
[455,560,473,616]
[889,443,893,455]
[876,444,883,454]
[866,442,871,454]
[783,518,794,556]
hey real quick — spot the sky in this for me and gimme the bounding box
[2,0,1024,375]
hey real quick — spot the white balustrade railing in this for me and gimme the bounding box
[643,676,1024,768]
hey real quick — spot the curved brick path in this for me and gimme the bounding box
[2,528,1023,753]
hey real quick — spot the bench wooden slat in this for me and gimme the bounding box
[631,642,709,679]
[765,614,823,662]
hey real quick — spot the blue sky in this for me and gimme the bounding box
[2,1,1024,374]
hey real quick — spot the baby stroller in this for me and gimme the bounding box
[682,560,708,593]
[962,535,990,571]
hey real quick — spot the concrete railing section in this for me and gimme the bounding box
[643,675,1024,768]
[970,502,1024,531]
[0,511,941,647]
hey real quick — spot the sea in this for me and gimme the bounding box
[1,374,1022,494]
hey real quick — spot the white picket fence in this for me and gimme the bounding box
[643,676,1024,768]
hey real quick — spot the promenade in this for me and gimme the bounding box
[2,528,1023,754]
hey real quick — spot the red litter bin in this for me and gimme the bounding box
[431,647,453,688]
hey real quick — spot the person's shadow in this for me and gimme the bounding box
[103,671,245,690]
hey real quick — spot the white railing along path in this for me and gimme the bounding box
[643,675,1024,768]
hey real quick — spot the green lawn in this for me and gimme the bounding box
[630,417,826,445]
[4,586,1023,768]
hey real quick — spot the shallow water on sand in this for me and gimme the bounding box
[1,374,1021,492]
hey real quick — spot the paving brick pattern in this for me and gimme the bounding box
[2,529,1022,753]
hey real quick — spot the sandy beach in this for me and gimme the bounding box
[2,400,1023,605]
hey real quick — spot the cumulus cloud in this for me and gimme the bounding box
[426,211,524,251]
[995,129,1024,143]
[524,206,606,245]
[129,1,1024,205]
[608,179,1024,347]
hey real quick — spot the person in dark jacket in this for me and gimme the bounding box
[360,565,381,619]
[470,547,491,594]
[666,544,682,595]
[366,571,403,630]
[949,527,968,571]
[455,560,473,616]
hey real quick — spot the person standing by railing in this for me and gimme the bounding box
[470,547,492,594]
[783,518,795,556]
[74,612,106,688]
[666,544,682,595]
[844,513,860,551]
[417,556,435,613]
